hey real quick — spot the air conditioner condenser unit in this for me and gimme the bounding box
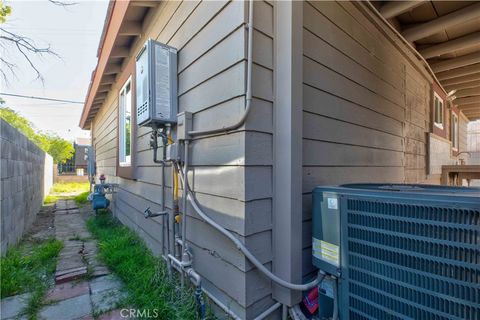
[312,183,480,320]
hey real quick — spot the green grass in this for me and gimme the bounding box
[0,238,63,319]
[87,213,213,320]
[74,191,90,206]
[51,182,90,194]
[45,183,90,206]
[43,195,59,205]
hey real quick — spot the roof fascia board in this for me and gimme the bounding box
[80,0,131,129]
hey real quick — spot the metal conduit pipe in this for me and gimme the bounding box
[180,140,190,288]
[253,302,282,320]
[167,252,242,320]
[282,304,288,320]
[176,164,322,291]
[289,305,308,320]
[187,0,254,137]
[202,286,242,320]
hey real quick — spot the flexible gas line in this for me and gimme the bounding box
[176,163,322,291]
[187,0,254,137]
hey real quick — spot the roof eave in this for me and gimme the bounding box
[79,0,130,130]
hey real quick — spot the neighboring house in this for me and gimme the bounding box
[79,1,478,319]
[57,137,91,174]
[467,120,480,164]
[74,137,91,168]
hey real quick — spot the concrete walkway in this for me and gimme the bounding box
[1,200,128,320]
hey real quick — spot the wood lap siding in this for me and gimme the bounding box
[301,1,431,277]
[459,113,469,153]
[243,1,276,317]
[92,1,274,317]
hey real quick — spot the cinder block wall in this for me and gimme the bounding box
[0,119,53,255]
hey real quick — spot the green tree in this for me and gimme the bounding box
[43,134,75,164]
[0,2,11,24]
[0,107,74,163]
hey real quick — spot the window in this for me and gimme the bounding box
[434,93,444,128]
[119,78,132,166]
[451,112,459,151]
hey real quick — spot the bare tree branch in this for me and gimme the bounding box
[0,56,17,85]
[0,27,61,84]
[0,0,76,85]
[48,0,78,7]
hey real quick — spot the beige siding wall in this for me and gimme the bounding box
[301,1,434,278]
[459,112,469,153]
[91,1,273,318]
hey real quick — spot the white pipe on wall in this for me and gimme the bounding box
[177,164,322,291]
[187,0,254,137]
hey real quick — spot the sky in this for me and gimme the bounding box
[0,0,109,141]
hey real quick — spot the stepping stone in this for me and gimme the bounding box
[46,281,90,302]
[38,294,92,320]
[66,200,78,209]
[55,202,68,210]
[91,266,110,277]
[55,267,88,283]
[83,242,97,254]
[0,293,30,319]
[89,275,123,295]
[75,316,94,320]
[98,309,124,320]
[56,253,84,272]
[91,288,127,315]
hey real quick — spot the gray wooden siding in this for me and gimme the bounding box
[91,1,274,318]
[90,0,445,317]
[301,1,432,278]
[243,1,275,317]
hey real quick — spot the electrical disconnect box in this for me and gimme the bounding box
[136,39,177,127]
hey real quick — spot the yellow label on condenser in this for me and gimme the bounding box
[312,238,339,266]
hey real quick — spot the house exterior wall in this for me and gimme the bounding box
[467,120,480,163]
[91,1,274,318]
[74,144,89,167]
[459,112,469,154]
[299,0,451,280]
[89,1,473,318]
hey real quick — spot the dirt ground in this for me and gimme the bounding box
[24,204,56,242]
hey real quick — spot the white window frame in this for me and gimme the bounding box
[451,111,459,151]
[433,92,444,129]
[119,77,132,167]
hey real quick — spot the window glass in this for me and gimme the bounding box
[451,113,458,150]
[434,94,443,127]
[120,79,132,166]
